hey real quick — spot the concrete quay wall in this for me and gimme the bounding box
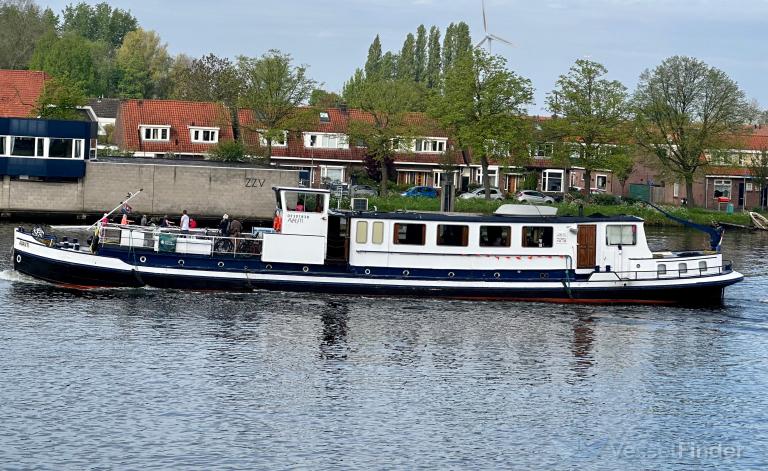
[0,161,298,220]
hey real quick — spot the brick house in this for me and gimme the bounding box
[113,99,234,158]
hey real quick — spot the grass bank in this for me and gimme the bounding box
[348,195,759,227]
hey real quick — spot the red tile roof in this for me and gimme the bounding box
[0,70,49,118]
[114,99,234,154]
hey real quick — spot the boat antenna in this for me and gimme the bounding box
[643,201,724,252]
[87,188,144,229]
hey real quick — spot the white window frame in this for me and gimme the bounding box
[139,125,170,142]
[414,138,447,153]
[320,165,345,183]
[542,169,564,193]
[673,182,680,198]
[259,129,288,147]
[746,182,754,192]
[189,126,219,144]
[532,143,553,159]
[714,179,732,199]
[595,174,607,190]
[4,136,86,159]
[303,132,349,149]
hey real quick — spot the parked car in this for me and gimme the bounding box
[458,187,505,200]
[515,190,555,204]
[350,184,378,197]
[401,186,439,198]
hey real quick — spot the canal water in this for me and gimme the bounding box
[0,222,766,470]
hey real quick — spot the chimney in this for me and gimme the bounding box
[339,103,348,114]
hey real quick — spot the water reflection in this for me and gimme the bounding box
[571,315,595,377]
[320,299,349,360]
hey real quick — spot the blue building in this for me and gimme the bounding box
[0,117,97,179]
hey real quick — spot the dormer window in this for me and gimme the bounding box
[189,126,219,144]
[319,111,330,123]
[258,130,287,147]
[140,125,170,142]
[414,138,447,153]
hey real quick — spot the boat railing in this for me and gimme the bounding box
[598,260,733,281]
[99,224,263,258]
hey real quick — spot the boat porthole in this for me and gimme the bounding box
[303,266,309,273]
[178,259,184,266]
[636,264,641,269]
[403,269,410,276]
[448,272,455,278]
[493,272,501,279]
[218,261,225,268]
[265,264,272,270]
[139,256,146,263]
[15,254,21,263]
[364,268,371,275]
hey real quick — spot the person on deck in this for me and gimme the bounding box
[159,215,171,228]
[180,210,190,233]
[219,214,230,236]
[229,218,243,237]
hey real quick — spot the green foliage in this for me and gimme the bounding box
[0,0,57,69]
[365,35,382,80]
[61,2,137,49]
[32,75,87,120]
[29,32,104,95]
[426,26,441,89]
[546,59,631,197]
[398,33,416,81]
[747,150,768,209]
[633,56,755,207]
[208,140,250,162]
[169,53,240,105]
[237,49,318,164]
[309,89,342,108]
[521,172,538,190]
[414,25,427,83]
[429,49,534,198]
[116,28,171,98]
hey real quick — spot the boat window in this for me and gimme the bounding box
[284,191,325,212]
[393,223,425,245]
[480,226,511,247]
[678,263,687,275]
[372,222,384,244]
[658,264,667,275]
[522,226,553,248]
[606,225,637,245]
[437,224,469,247]
[355,221,368,244]
[699,260,707,272]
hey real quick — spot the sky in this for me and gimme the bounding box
[43,0,768,113]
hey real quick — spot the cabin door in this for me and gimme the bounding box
[576,225,597,269]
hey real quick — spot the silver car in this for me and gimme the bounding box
[515,190,555,204]
[458,187,505,200]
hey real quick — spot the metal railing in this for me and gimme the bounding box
[99,224,262,258]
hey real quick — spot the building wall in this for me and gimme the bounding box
[0,161,298,220]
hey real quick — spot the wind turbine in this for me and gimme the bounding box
[475,0,515,54]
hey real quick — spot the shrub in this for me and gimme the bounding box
[592,193,620,205]
[209,140,248,162]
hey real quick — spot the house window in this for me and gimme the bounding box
[606,225,637,246]
[393,223,426,245]
[522,226,553,247]
[713,179,731,198]
[141,126,169,141]
[355,221,368,244]
[11,137,36,156]
[596,174,607,190]
[480,226,511,247]
[414,138,447,153]
[259,130,287,147]
[533,143,553,158]
[437,225,469,247]
[304,132,348,149]
[542,169,564,192]
[673,182,680,198]
[190,127,219,144]
[746,182,754,192]
[48,139,74,158]
[319,111,330,123]
[320,166,344,183]
[372,222,384,244]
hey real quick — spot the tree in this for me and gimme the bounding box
[380,51,398,79]
[748,149,768,210]
[430,50,533,200]
[32,75,87,120]
[61,2,137,49]
[609,150,636,197]
[398,33,416,81]
[0,0,57,69]
[345,79,425,196]
[441,23,456,75]
[414,24,427,83]
[237,50,317,165]
[426,26,441,89]
[365,35,382,80]
[309,89,342,108]
[115,28,171,98]
[633,56,755,207]
[546,59,632,198]
[29,32,102,95]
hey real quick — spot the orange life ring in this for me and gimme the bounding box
[272,213,282,232]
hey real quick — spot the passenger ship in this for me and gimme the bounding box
[12,187,743,304]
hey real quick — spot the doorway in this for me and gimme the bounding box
[577,225,597,269]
